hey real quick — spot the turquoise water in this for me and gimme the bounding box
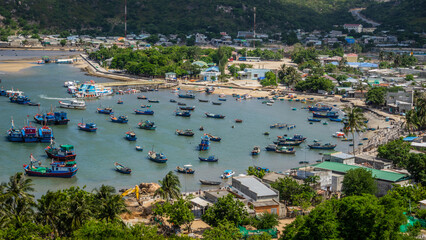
[0,64,351,196]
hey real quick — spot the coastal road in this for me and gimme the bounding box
[349,8,381,27]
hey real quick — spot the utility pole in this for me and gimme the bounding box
[124,0,127,38]
[253,7,256,49]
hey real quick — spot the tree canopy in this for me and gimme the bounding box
[202,194,248,227]
[342,168,377,196]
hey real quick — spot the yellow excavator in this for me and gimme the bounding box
[120,185,140,200]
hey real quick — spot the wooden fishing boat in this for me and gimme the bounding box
[205,112,225,119]
[24,154,78,178]
[330,118,343,122]
[148,99,159,103]
[263,132,270,136]
[176,165,195,174]
[199,179,221,185]
[206,133,221,142]
[212,102,222,105]
[254,166,270,172]
[137,95,147,99]
[140,105,151,108]
[136,145,143,151]
[117,99,123,104]
[110,115,128,123]
[178,92,195,99]
[251,146,261,155]
[221,169,235,179]
[175,110,191,117]
[97,107,113,114]
[77,121,97,132]
[45,143,76,161]
[27,102,40,106]
[170,99,177,103]
[308,143,336,150]
[38,126,54,143]
[125,131,137,141]
[218,98,227,101]
[114,162,132,174]
[198,135,210,151]
[275,146,296,154]
[308,118,321,122]
[198,99,209,102]
[312,111,339,119]
[199,155,218,162]
[138,120,156,130]
[147,151,168,163]
[135,109,154,115]
[177,102,186,106]
[176,129,194,136]
[179,106,195,111]
[274,140,303,146]
[299,161,309,164]
[235,119,243,123]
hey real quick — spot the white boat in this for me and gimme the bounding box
[67,86,77,94]
[64,81,77,87]
[6,90,24,97]
[74,83,113,98]
[59,100,86,109]
[332,131,346,138]
[266,102,272,106]
[221,169,235,179]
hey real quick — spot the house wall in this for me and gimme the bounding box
[253,204,280,216]
[332,174,344,192]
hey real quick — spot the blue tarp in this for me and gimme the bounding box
[403,137,418,142]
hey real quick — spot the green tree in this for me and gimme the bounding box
[260,71,277,87]
[247,166,266,179]
[252,212,279,229]
[60,39,67,47]
[405,74,414,81]
[295,76,334,92]
[343,107,367,154]
[93,185,128,223]
[59,31,70,38]
[155,198,195,232]
[342,168,377,196]
[203,220,243,240]
[366,86,387,106]
[146,34,160,45]
[406,154,426,185]
[377,138,411,167]
[405,109,419,133]
[155,171,181,201]
[202,194,248,227]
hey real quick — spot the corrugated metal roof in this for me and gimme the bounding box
[314,161,409,182]
[236,177,277,197]
[331,152,355,159]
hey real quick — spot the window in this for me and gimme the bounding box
[271,208,277,214]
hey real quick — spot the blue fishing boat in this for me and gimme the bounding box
[281,134,307,142]
[198,135,210,151]
[251,146,261,155]
[312,111,339,119]
[117,99,123,104]
[78,122,97,132]
[176,165,195,174]
[7,119,24,142]
[254,166,270,172]
[148,99,159,103]
[34,112,70,125]
[308,118,321,122]
[178,92,195,99]
[23,154,78,178]
[206,133,221,142]
[308,143,337,150]
[274,140,303,146]
[308,103,332,111]
[140,105,151,108]
[170,99,177,103]
[136,145,143,151]
[38,126,54,143]
[97,107,113,114]
[110,115,128,123]
[125,131,137,141]
[0,89,6,96]
[221,169,235,179]
[275,146,296,154]
[148,151,168,163]
[22,125,38,143]
[205,112,225,119]
[9,95,31,104]
[138,120,156,130]
[175,110,191,117]
[45,143,76,161]
[330,118,342,122]
[199,155,218,162]
[265,144,277,151]
[135,109,154,115]
[218,98,227,101]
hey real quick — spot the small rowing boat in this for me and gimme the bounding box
[114,162,132,174]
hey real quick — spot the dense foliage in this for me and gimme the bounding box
[342,168,377,196]
[153,198,195,232]
[202,194,248,227]
[260,72,278,87]
[247,166,267,179]
[202,220,243,240]
[378,138,426,185]
[280,194,406,240]
[0,0,372,36]
[366,86,387,106]
[295,75,335,93]
[406,95,426,131]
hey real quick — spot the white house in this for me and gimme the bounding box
[200,66,221,81]
[344,24,363,33]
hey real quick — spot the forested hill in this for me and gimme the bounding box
[362,0,426,32]
[0,0,423,35]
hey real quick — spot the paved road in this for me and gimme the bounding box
[350,8,381,27]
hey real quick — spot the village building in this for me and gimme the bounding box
[386,91,414,113]
[238,68,271,80]
[344,24,363,33]
[200,66,220,81]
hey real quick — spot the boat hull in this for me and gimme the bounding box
[199,157,218,162]
[24,165,78,178]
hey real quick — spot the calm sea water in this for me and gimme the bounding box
[0,63,353,197]
[0,49,77,61]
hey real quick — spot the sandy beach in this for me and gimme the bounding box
[0,60,41,72]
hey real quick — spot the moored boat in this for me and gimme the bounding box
[308,118,321,122]
[110,115,128,123]
[22,125,38,143]
[206,133,221,142]
[45,143,76,161]
[78,122,97,132]
[137,95,147,99]
[148,99,159,103]
[198,99,209,102]
[330,118,342,122]
[125,131,137,141]
[312,111,339,119]
[9,95,31,104]
[135,109,154,115]
[178,92,195,99]
[212,102,222,105]
[235,119,243,123]
[175,110,191,117]
[117,99,123,104]
[136,145,143,151]
[140,105,151,108]
[265,144,277,151]
[177,102,186,106]
[251,146,261,155]
[274,140,303,146]
[170,99,177,103]
[97,107,113,114]
[221,169,235,179]
[308,143,337,150]
[38,126,54,143]
[23,154,78,178]
[205,112,225,119]
[34,112,69,125]
[198,135,210,151]
[176,165,195,174]
[114,162,132,174]
[199,155,218,162]
[332,132,346,138]
[205,87,214,94]
[218,98,227,101]
[147,151,168,163]
[59,100,86,109]
[275,146,296,154]
[179,106,195,111]
[176,129,194,136]
[199,179,221,185]
[138,120,156,130]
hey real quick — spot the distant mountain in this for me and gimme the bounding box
[0,0,422,35]
[362,0,426,32]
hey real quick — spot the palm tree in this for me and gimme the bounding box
[343,107,367,155]
[405,110,419,133]
[155,171,181,201]
[4,172,34,202]
[93,185,128,222]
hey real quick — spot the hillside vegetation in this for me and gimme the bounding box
[0,0,423,35]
